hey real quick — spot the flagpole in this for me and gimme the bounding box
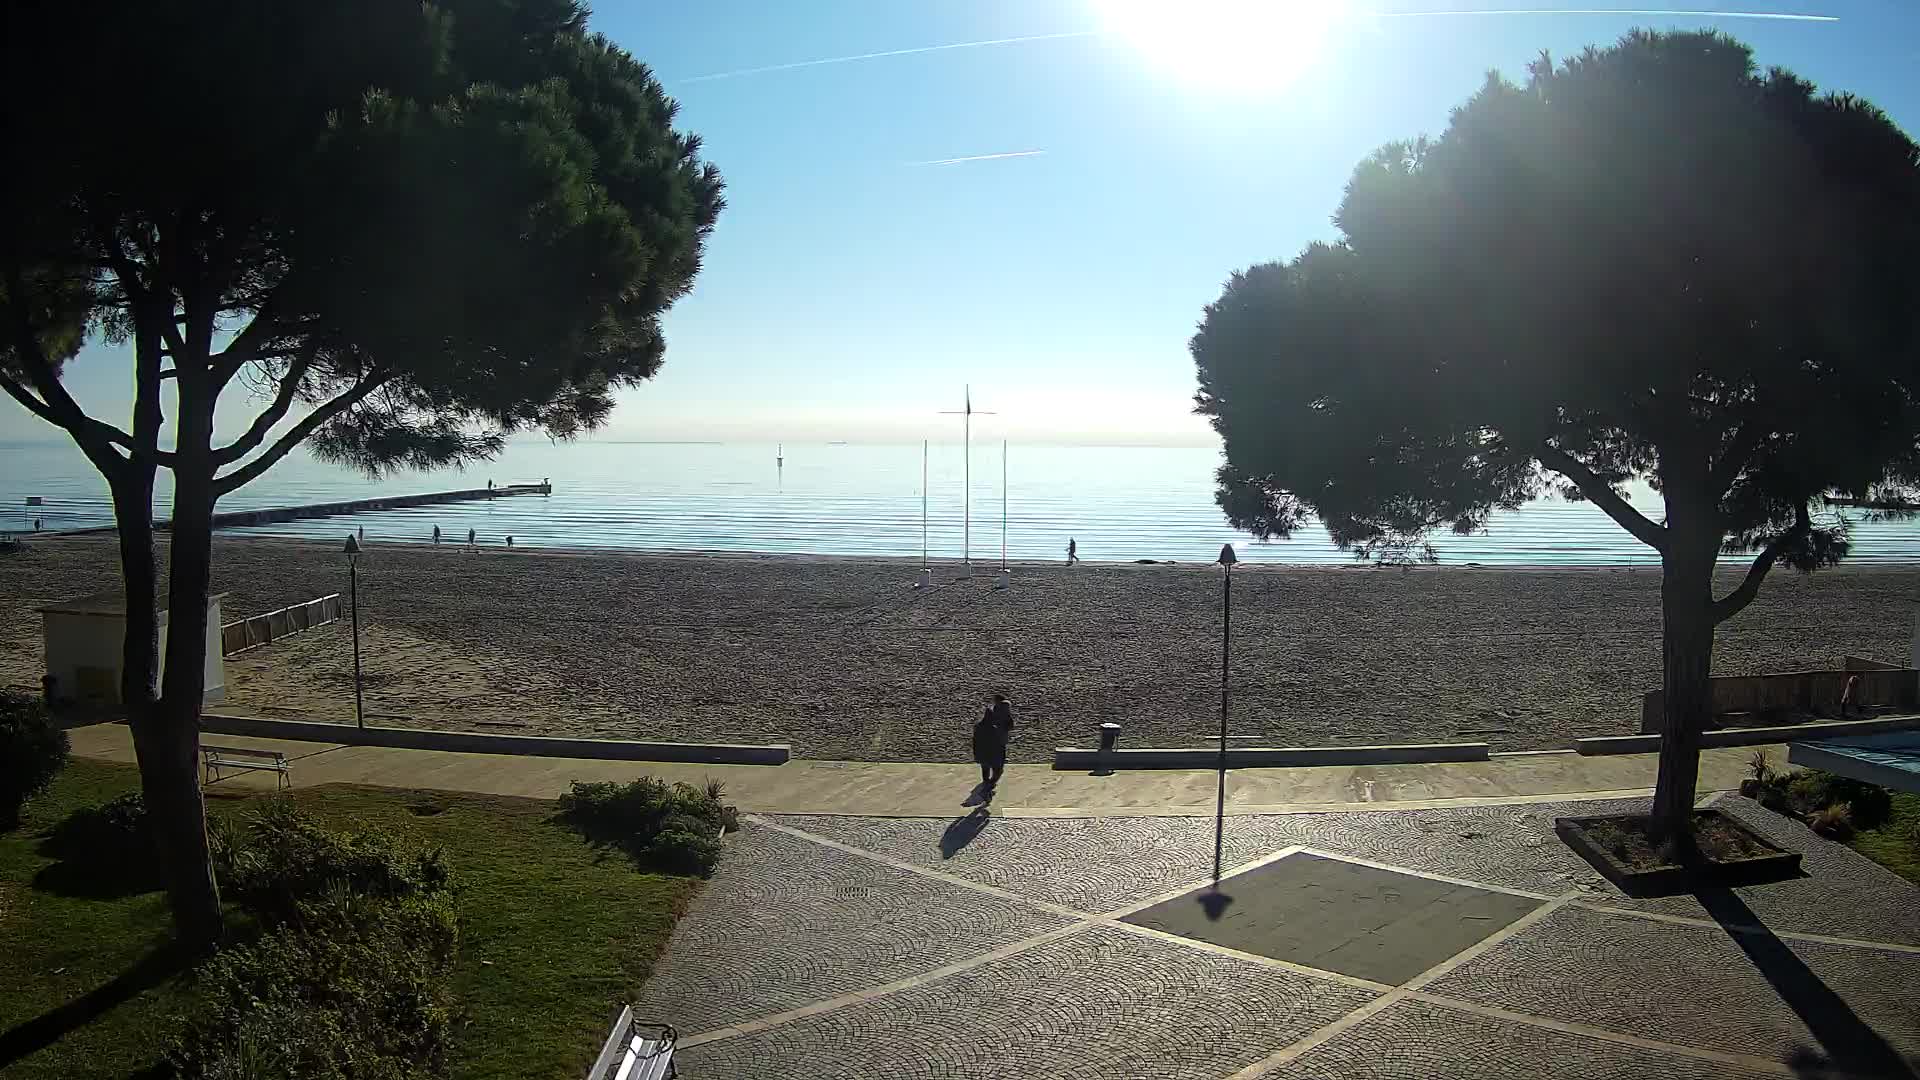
[1001,439,1008,570]
[963,386,971,579]
[922,439,929,569]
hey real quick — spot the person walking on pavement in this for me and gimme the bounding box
[972,694,1015,794]
[1066,538,1079,566]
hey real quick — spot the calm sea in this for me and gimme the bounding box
[5,439,1920,566]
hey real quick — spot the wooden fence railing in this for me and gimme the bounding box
[220,593,343,656]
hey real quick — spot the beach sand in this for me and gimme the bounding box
[3,536,1916,761]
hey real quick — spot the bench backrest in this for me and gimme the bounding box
[587,1007,675,1080]
[202,745,287,763]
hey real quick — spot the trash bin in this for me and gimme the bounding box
[1098,722,1121,754]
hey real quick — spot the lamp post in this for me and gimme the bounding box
[1213,542,1236,886]
[344,534,365,730]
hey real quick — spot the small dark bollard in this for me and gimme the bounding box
[1093,722,1122,777]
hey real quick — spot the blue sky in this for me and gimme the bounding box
[8,1,1916,448]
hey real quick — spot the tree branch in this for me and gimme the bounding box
[1708,423,1762,495]
[1711,502,1810,625]
[0,371,63,428]
[1536,441,1668,552]
[2,267,157,463]
[209,299,281,387]
[211,346,316,466]
[212,373,391,496]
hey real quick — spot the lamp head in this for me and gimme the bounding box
[343,534,362,556]
[1217,543,1237,566]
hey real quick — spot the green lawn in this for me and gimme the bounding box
[0,760,701,1079]
[1848,790,1920,885]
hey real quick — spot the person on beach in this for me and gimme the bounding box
[467,527,476,549]
[358,525,364,541]
[1067,538,1079,566]
[506,535,514,548]
[432,525,441,545]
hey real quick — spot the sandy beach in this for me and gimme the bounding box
[3,536,1916,761]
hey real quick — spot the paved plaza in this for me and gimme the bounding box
[639,796,1920,1079]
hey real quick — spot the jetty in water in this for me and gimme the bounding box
[184,481,553,531]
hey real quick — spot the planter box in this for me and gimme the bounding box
[1555,810,1802,897]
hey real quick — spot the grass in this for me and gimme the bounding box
[1846,790,1920,885]
[0,760,701,1080]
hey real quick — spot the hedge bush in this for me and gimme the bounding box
[0,690,69,828]
[1745,758,1894,832]
[557,777,736,877]
[42,791,158,882]
[172,801,459,1080]
[216,797,451,929]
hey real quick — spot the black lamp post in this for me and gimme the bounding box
[344,534,364,730]
[1199,543,1237,920]
[1213,543,1236,877]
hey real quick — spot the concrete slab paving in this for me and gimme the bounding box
[1424,903,1920,1072]
[632,822,1077,1035]
[1264,998,1784,1080]
[646,799,1920,1079]
[675,924,1379,1080]
[1122,853,1545,985]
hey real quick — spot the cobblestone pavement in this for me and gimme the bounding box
[641,795,1920,1080]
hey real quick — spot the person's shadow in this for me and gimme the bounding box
[1695,888,1917,1078]
[939,807,991,860]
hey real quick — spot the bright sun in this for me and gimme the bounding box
[1092,0,1351,92]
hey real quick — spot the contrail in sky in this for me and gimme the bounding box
[1378,8,1836,20]
[680,30,1099,84]
[913,150,1047,167]
[679,8,1835,84]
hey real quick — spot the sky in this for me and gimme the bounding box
[7,1,1918,449]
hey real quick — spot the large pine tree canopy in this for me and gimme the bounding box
[1193,31,1920,572]
[0,0,724,483]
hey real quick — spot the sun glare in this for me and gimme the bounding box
[1093,0,1351,92]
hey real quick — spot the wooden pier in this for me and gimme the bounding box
[189,481,552,531]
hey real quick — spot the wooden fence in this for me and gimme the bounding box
[1639,665,1920,733]
[220,593,343,657]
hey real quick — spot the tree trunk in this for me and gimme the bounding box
[1651,544,1716,839]
[150,415,224,946]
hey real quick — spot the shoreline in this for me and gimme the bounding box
[15,528,1811,573]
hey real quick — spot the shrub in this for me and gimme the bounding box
[558,776,735,877]
[216,797,450,928]
[1787,771,1893,830]
[1807,802,1856,841]
[0,690,69,828]
[170,895,458,1080]
[45,791,156,868]
[174,801,459,1080]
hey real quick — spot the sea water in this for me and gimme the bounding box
[6,439,1920,566]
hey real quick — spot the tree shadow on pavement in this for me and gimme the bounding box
[1694,888,1917,1079]
[0,943,192,1070]
[940,807,990,860]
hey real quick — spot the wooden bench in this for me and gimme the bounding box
[586,1006,675,1079]
[201,745,291,791]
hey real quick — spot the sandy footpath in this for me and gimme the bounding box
[2,536,1916,761]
